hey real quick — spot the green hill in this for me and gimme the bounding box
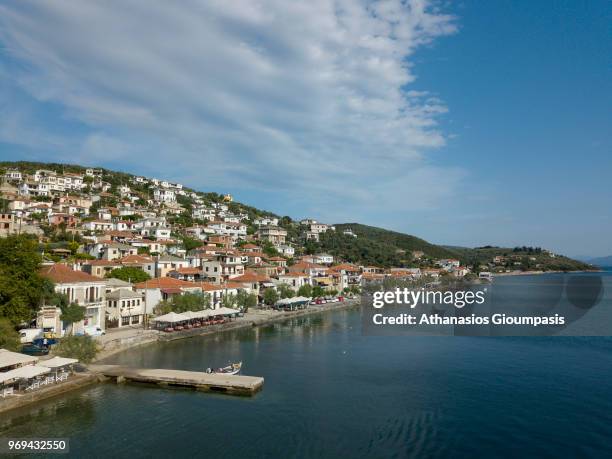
[332,223,457,260]
[1,161,592,271]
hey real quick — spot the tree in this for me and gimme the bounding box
[222,293,237,308]
[297,284,313,298]
[60,301,85,335]
[0,319,20,351]
[262,242,279,257]
[105,267,151,283]
[55,335,98,363]
[263,288,279,306]
[312,286,325,298]
[0,235,54,325]
[277,283,295,299]
[181,236,201,252]
[155,292,211,314]
[235,290,257,312]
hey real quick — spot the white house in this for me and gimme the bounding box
[276,245,295,257]
[314,253,334,265]
[254,216,279,226]
[153,188,176,203]
[106,289,145,328]
[40,264,107,335]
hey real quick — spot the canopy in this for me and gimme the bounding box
[294,296,312,303]
[0,349,38,370]
[151,312,190,323]
[213,307,240,316]
[184,310,213,319]
[276,297,311,306]
[39,357,79,368]
[0,365,50,384]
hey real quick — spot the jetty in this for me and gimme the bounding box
[88,364,264,396]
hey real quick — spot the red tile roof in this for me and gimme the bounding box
[231,271,272,283]
[120,254,154,264]
[40,264,102,284]
[134,277,196,289]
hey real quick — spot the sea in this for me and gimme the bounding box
[1,272,611,458]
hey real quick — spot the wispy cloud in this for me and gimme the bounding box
[0,0,459,220]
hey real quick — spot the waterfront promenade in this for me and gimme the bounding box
[89,364,264,395]
[95,299,360,361]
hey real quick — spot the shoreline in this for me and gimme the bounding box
[95,299,361,362]
[493,269,601,277]
[1,300,361,415]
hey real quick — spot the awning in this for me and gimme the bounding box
[213,307,240,316]
[0,365,50,384]
[276,296,311,306]
[0,349,39,370]
[183,310,214,319]
[39,357,79,368]
[151,312,190,323]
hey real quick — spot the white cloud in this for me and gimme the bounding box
[0,0,459,220]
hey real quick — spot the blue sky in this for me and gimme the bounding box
[0,0,610,257]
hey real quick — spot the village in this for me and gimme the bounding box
[0,164,478,340]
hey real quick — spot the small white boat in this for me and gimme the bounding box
[206,361,242,375]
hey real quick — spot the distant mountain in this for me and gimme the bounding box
[586,255,612,267]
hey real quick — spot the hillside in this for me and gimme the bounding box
[0,161,592,271]
[320,223,458,266]
[586,255,612,268]
[448,245,593,272]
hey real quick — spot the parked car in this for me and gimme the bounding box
[19,328,44,344]
[83,326,106,337]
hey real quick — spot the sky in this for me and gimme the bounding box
[0,0,610,257]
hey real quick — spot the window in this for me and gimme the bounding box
[121,316,130,326]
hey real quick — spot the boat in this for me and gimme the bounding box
[205,361,242,375]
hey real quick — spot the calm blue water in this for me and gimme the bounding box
[1,274,611,458]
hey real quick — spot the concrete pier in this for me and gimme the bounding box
[88,364,264,395]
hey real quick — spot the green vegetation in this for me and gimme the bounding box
[55,335,98,363]
[297,284,312,297]
[0,318,21,351]
[55,295,85,336]
[311,286,326,298]
[0,235,54,325]
[1,161,591,275]
[235,290,257,312]
[263,288,279,306]
[105,266,151,283]
[448,246,592,272]
[155,292,211,314]
[277,283,295,299]
[298,223,456,268]
[181,236,202,252]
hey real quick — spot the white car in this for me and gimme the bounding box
[19,328,44,344]
[83,326,106,337]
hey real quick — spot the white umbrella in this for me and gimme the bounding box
[184,310,214,319]
[214,307,240,316]
[151,312,190,323]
